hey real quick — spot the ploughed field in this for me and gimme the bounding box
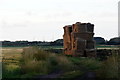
[1,46,120,79]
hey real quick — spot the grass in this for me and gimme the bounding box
[20,47,74,77]
[68,57,101,72]
[2,47,23,78]
[96,49,119,79]
[2,46,120,79]
[2,63,21,78]
[39,46,63,49]
[96,45,119,49]
[60,70,83,79]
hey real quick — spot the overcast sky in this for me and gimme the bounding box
[0,0,119,41]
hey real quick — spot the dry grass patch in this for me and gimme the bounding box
[21,47,73,75]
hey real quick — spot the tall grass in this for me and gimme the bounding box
[96,49,119,79]
[21,47,73,76]
[3,46,119,79]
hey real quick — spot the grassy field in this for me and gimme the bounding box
[2,47,23,78]
[39,45,119,49]
[1,46,120,79]
[96,45,119,49]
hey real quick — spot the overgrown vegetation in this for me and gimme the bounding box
[2,47,120,79]
[96,49,119,79]
[20,47,74,77]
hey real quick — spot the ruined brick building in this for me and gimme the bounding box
[63,22,96,57]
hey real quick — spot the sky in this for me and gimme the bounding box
[0,0,119,41]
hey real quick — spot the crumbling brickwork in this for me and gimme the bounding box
[63,22,96,57]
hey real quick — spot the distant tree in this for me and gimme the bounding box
[94,37,105,44]
[108,37,120,45]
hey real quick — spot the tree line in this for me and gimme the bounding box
[1,37,120,47]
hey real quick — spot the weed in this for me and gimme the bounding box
[21,47,73,75]
[96,49,119,79]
